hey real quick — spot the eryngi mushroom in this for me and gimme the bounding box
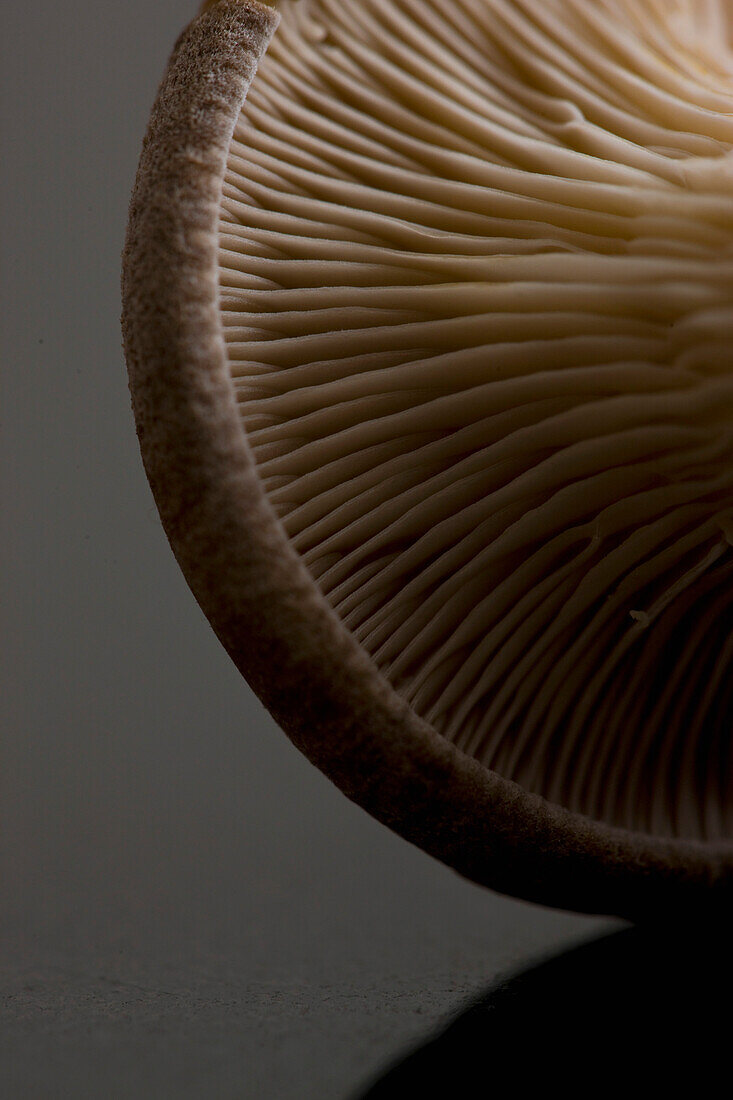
[124,0,733,917]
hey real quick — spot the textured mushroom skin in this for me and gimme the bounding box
[123,0,733,917]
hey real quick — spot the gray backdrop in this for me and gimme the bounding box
[2,2,612,1096]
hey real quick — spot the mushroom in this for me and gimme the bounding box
[123,0,733,917]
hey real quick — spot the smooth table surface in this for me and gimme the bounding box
[1,796,614,1098]
[2,831,726,1098]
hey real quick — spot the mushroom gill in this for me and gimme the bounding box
[217,0,733,842]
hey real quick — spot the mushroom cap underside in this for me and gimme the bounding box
[123,0,733,917]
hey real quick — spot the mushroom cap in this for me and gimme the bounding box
[123,0,733,917]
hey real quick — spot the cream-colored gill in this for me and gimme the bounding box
[217,0,733,840]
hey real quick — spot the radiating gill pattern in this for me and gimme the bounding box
[217,0,733,840]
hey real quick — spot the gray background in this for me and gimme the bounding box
[2,2,613,1096]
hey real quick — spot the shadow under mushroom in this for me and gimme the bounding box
[356,921,731,1096]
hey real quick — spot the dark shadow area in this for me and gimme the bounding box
[358,921,730,1096]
